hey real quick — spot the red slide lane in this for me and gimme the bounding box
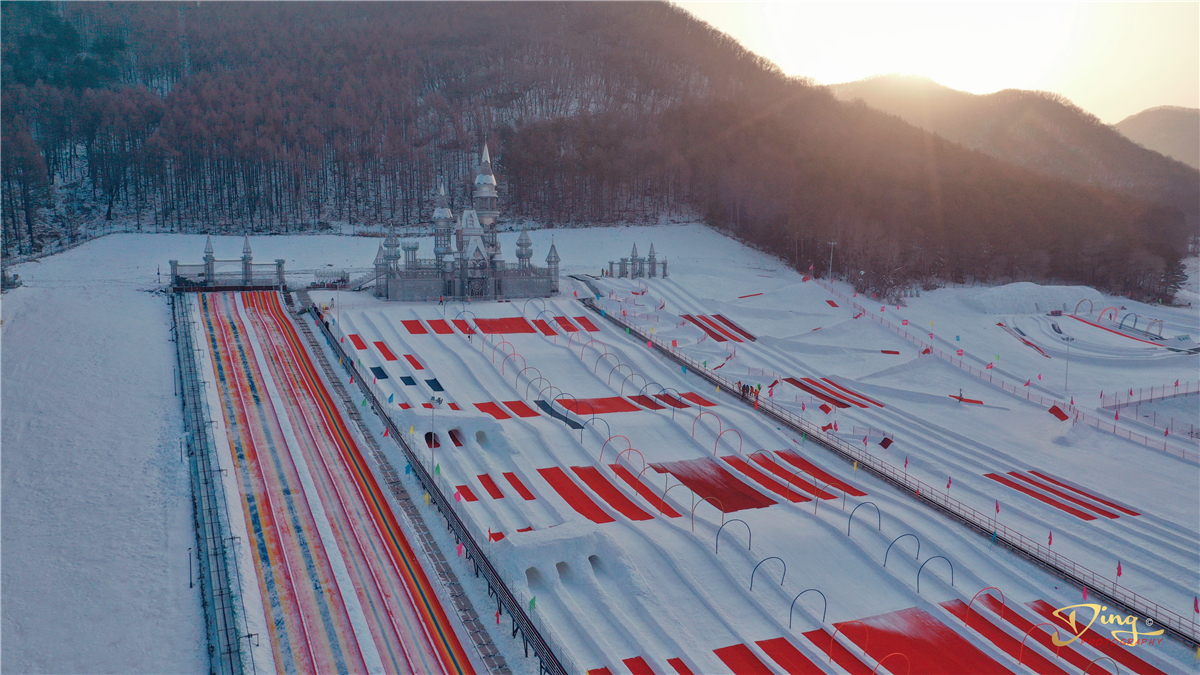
[681,392,716,407]
[1007,473,1119,518]
[554,316,579,332]
[713,644,773,675]
[1027,599,1169,675]
[755,637,826,675]
[941,600,1070,675]
[801,629,872,675]
[502,400,540,418]
[749,454,834,500]
[652,458,775,513]
[653,394,690,409]
[404,354,424,370]
[532,319,558,337]
[560,397,642,414]
[504,472,536,500]
[713,314,757,341]
[776,450,867,497]
[1067,314,1162,346]
[455,485,479,502]
[835,607,1014,674]
[573,316,601,332]
[783,378,849,408]
[478,474,505,499]
[402,320,429,335]
[537,467,615,523]
[348,333,368,350]
[697,315,742,342]
[802,378,866,408]
[627,395,666,410]
[978,595,1112,675]
[571,466,653,520]
[451,319,475,334]
[985,474,1097,520]
[667,658,695,675]
[722,456,810,502]
[474,402,511,420]
[1029,471,1141,516]
[474,317,536,334]
[820,378,884,408]
[681,314,726,342]
[374,341,399,361]
[622,656,657,675]
[426,319,455,335]
[609,465,680,517]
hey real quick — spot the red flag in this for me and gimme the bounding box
[1100,390,1103,398]
[929,333,934,339]
[1048,531,1052,546]
[1024,380,1031,387]
[349,375,354,384]
[1070,397,1074,406]
[1115,410,1120,421]
[1129,389,1133,396]
[995,499,999,514]
[1165,428,1170,437]
[904,456,908,469]
[902,319,909,325]
[820,403,832,414]
[821,423,833,432]
[921,348,931,355]
[1175,379,1180,387]
[881,307,885,312]
[1194,596,1198,613]
[1037,373,1041,380]
[986,363,993,369]
[454,490,462,502]
[947,476,952,489]
[373,377,377,384]
[1083,586,1088,601]
[956,349,963,356]
[383,426,389,437]
[340,336,344,343]
[1117,561,1122,577]
[801,402,806,411]
[863,436,868,445]
[833,421,838,432]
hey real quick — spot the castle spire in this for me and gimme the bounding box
[204,235,214,257]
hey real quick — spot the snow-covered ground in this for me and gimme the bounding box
[4,227,1197,673]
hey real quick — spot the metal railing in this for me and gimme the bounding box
[301,296,569,675]
[171,294,255,675]
[576,289,1200,649]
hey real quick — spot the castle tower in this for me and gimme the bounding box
[241,235,253,286]
[546,240,560,293]
[473,143,500,250]
[516,227,533,270]
[384,225,401,266]
[204,235,215,286]
[432,183,453,258]
[373,244,387,297]
[630,242,641,278]
[648,242,657,278]
[401,240,420,269]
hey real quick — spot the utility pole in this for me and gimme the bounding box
[1062,336,1075,391]
[827,241,837,280]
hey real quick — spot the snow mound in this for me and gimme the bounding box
[960,282,1103,315]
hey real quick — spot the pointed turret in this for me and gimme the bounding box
[648,242,657,278]
[374,244,386,266]
[433,182,454,257]
[516,227,533,269]
[203,235,215,286]
[545,239,560,293]
[630,243,639,260]
[204,235,214,258]
[648,243,656,259]
[473,142,500,230]
[242,235,253,259]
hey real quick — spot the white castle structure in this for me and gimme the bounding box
[373,144,560,301]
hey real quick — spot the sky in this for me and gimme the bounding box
[675,2,1199,123]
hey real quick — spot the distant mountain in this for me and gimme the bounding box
[830,75,1199,228]
[1115,106,1199,171]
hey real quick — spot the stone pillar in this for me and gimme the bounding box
[275,259,285,288]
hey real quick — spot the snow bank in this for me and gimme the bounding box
[960,282,1104,315]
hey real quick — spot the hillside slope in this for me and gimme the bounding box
[1115,106,1200,171]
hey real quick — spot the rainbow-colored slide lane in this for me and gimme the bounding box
[199,291,474,675]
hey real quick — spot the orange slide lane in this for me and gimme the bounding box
[248,291,475,675]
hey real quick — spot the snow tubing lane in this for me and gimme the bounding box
[251,292,474,675]
[652,458,775,512]
[713,314,757,340]
[775,450,867,497]
[571,466,654,520]
[537,467,615,523]
[835,606,1014,674]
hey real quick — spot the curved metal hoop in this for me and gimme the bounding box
[1118,313,1140,331]
[580,416,611,444]
[1083,657,1120,674]
[691,496,725,531]
[1099,306,1119,321]
[714,428,743,455]
[916,556,954,593]
[594,350,622,374]
[607,362,633,385]
[537,384,563,405]
[525,376,551,399]
[750,557,786,591]
[615,448,646,473]
[714,519,752,553]
[847,502,881,536]
[580,338,608,361]
[813,481,847,513]
[883,534,920,567]
[515,365,542,389]
[659,483,690,516]
[967,587,1005,625]
[1017,622,1062,666]
[691,410,722,438]
[828,621,869,663]
[789,589,827,626]
[620,372,648,397]
[1073,299,1092,316]
[1146,318,1164,337]
[522,297,547,318]
[491,340,515,363]
[871,653,911,675]
[501,352,526,376]
[599,436,633,464]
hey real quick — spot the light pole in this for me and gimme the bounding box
[429,396,443,470]
[1061,336,1075,391]
[827,241,837,280]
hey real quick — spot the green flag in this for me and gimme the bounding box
[529,596,536,612]
[435,463,441,475]
[361,398,367,407]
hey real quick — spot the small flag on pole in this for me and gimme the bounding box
[529,597,536,612]
[454,490,461,501]
[995,499,999,514]
[853,460,858,471]
[1115,410,1120,421]
[956,349,963,356]
[990,531,996,544]
[409,425,414,434]
[435,464,441,475]
[405,463,411,475]
[1117,561,1122,577]
[388,393,394,403]
[1194,596,1198,613]
[1083,586,1088,601]
[1024,380,1031,387]
[947,476,952,489]
[986,363,993,369]
[902,319,908,325]
[383,427,389,437]
[904,456,908,470]
[424,493,430,505]
[1037,373,1041,380]
[457,543,463,556]
[1048,531,1053,546]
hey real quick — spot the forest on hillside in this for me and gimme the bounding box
[1,2,1190,300]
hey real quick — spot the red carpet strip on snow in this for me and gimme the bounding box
[836,607,1014,674]
[776,450,867,496]
[478,474,505,499]
[402,320,428,335]
[373,341,398,361]
[748,454,834,499]
[820,378,885,407]
[455,485,479,502]
[609,465,680,517]
[783,378,849,408]
[652,458,775,513]
[1028,599,1168,675]
[985,473,1097,520]
[997,322,1051,358]
[586,668,612,675]
[573,316,601,332]
[627,395,666,410]
[504,472,536,500]
[554,316,579,332]
[737,293,763,299]
[426,319,454,335]
[681,392,716,407]
[826,300,839,307]
[502,400,540,418]
[571,467,653,520]
[559,397,642,415]
[622,656,656,675]
[474,402,511,420]
[1007,472,1119,518]
[802,378,867,408]
[532,319,558,336]
[681,314,726,342]
[667,658,695,675]
[537,467,615,523]
[1067,315,1162,346]
[722,456,810,502]
[977,595,1113,675]
[451,319,475,334]
[755,637,826,675]
[348,333,368,350]
[941,599,1069,675]
[713,314,757,341]
[403,354,424,370]
[801,629,872,675]
[1029,471,1140,516]
[697,315,742,342]
[881,349,901,354]
[653,393,691,409]
[473,317,536,334]
[713,644,773,675]
[951,395,985,404]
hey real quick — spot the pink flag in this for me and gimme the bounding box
[1165,428,1170,437]
[373,377,377,384]
[1115,410,1120,421]
[647,341,653,349]
[902,319,909,326]
[1175,379,1180,387]
[881,307,885,312]
[1100,390,1103,398]
[995,499,999,514]
[1037,373,1042,380]
[947,476,952,489]
[1070,397,1074,406]
[863,436,868,445]
[457,542,463,556]
[454,490,462,502]
[1117,561,1123,577]
[956,349,963,356]
[1048,531,1053,546]
[904,456,908,469]
[1024,380,1031,387]
[1083,587,1088,601]
[1194,596,1198,613]
[986,363,993,369]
